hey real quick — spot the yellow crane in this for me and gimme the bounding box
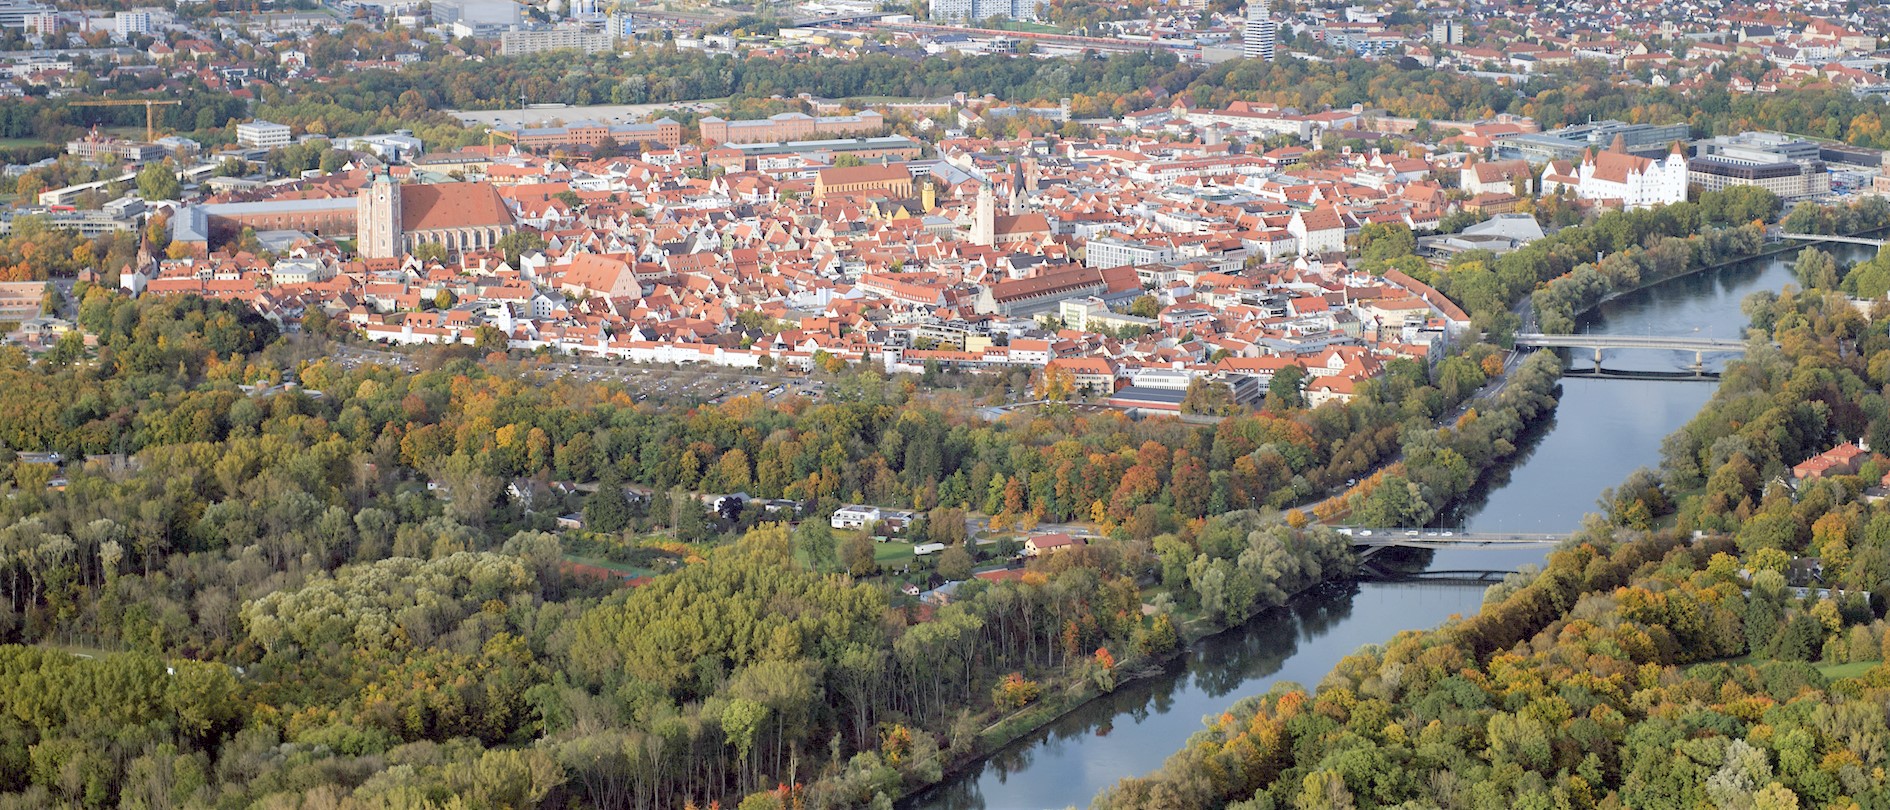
[488,127,520,153]
[70,99,183,143]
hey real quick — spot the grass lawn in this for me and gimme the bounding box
[1817,660,1881,679]
[874,540,916,566]
[0,138,52,149]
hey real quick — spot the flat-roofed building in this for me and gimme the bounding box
[1688,133,1831,201]
[236,120,292,149]
[506,119,682,150]
[0,281,45,323]
[499,26,613,57]
[699,111,886,145]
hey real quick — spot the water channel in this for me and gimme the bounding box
[904,240,1884,810]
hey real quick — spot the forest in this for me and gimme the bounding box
[1096,246,1890,809]
[0,265,1598,808]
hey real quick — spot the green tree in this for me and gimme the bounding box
[136,161,180,202]
[1128,294,1161,318]
[842,531,877,577]
[496,231,548,266]
[794,520,840,573]
[584,470,633,534]
[936,545,972,581]
[1267,365,1306,410]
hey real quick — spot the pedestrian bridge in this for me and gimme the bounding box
[1778,232,1887,248]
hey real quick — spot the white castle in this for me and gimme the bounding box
[1542,136,1688,210]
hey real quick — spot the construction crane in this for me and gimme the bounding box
[487,127,520,153]
[70,99,183,143]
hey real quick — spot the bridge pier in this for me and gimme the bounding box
[1593,346,1603,370]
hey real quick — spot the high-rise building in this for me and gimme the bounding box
[928,0,1039,24]
[112,10,150,38]
[1430,17,1463,45]
[498,26,614,57]
[1244,0,1276,62]
[0,0,54,29]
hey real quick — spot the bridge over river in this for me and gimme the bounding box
[1777,232,1888,248]
[1513,332,1749,371]
[1335,527,1566,560]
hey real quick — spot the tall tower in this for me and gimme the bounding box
[356,175,404,259]
[1244,0,1276,62]
[971,181,996,247]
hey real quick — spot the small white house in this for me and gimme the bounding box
[913,542,946,556]
[831,504,882,529]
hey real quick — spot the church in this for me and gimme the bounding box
[356,176,518,259]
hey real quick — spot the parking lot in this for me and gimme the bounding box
[327,344,828,405]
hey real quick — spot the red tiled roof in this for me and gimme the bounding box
[401,183,514,232]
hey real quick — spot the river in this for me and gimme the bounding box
[902,240,1883,810]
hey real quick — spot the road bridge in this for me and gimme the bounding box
[1778,233,1887,248]
[1513,332,1748,371]
[1338,528,1565,560]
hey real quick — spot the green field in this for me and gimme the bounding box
[1816,660,1882,679]
[561,554,658,578]
[874,540,916,565]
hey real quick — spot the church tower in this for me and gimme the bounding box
[972,181,996,246]
[356,175,404,259]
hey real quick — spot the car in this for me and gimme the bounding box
[1358,530,1372,537]
[1405,530,1419,537]
[1440,531,1454,537]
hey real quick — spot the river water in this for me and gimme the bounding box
[903,241,1882,810]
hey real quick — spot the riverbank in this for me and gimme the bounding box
[893,551,1356,808]
[1545,224,1890,329]
[1587,238,1807,311]
[1092,234,1890,810]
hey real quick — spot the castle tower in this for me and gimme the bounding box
[356,175,404,259]
[921,179,937,212]
[972,181,996,246]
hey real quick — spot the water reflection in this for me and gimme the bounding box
[902,579,1486,810]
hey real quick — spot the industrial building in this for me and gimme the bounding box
[1688,133,1830,201]
[1499,120,1691,164]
